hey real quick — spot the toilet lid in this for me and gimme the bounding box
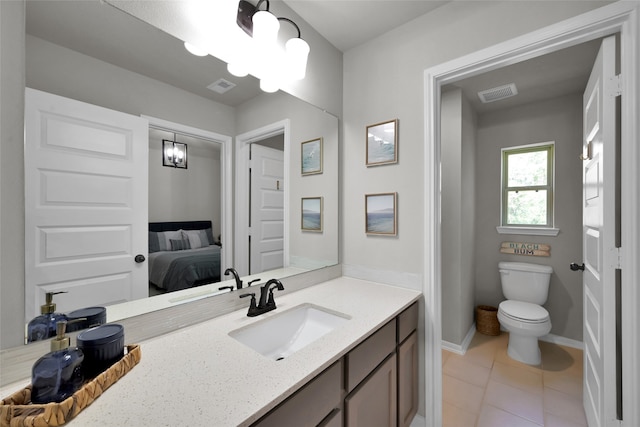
[499,300,549,322]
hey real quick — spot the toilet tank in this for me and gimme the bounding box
[499,262,553,305]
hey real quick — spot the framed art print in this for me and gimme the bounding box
[365,192,397,235]
[301,197,323,232]
[366,119,398,166]
[301,137,323,175]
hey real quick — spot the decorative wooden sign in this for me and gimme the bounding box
[500,241,550,257]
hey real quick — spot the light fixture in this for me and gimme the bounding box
[163,139,188,169]
[183,42,208,57]
[227,0,310,92]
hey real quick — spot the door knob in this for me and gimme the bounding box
[134,254,146,263]
[570,262,585,271]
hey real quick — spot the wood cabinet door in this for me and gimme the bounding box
[398,331,418,427]
[345,354,397,427]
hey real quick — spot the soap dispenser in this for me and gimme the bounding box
[27,291,69,343]
[31,320,85,404]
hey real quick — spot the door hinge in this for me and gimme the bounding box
[614,247,622,269]
[608,74,622,97]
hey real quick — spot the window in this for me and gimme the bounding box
[501,143,554,228]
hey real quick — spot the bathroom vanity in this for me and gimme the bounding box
[0,277,421,426]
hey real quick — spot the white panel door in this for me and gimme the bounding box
[25,88,149,319]
[249,144,284,274]
[582,36,619,427]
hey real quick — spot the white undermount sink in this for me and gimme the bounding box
[229,304,350,360]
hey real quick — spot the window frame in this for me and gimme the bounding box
[500,142,555,229]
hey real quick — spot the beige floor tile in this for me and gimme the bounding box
[442,333,586,427]
[444,354,492,388]
[543,387,588,425]
[494,346,543,373]
[476,404,543,427]
[442,401,477,427]
[544,412,588,427]
[543,370,583,398]
[442,349,452,366]
[484,379,544,425]
[491,361,543,395]
[442,374,485,415]
[463,333,504,369]
[540,341,583,374]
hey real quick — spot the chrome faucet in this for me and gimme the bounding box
[239,279,285,317]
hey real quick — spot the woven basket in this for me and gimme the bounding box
[0,344,141,427]
[476,305,500,336]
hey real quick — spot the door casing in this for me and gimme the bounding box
[423,3,640,426]
[235,119,291,277]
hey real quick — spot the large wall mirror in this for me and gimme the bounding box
[18,0,338,345]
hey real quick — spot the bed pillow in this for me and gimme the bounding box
[170,238,191,251]
[183,229,210,249]
[158,230,183,251]
[204,228,215,245]
[149,232,161,253]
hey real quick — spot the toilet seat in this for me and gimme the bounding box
[499,300,549,324]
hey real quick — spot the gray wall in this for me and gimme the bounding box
[474,93,584,342]
[341,0,607,289]
[236,91,339,268]
[441,88,477,345]
[148,133,222,239]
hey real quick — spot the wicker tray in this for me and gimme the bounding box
[0,344,141,427]
[476,305,500,336]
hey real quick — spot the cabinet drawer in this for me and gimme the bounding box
[346,319,396,392]
[397,302,418,344]
[252,360,343,427]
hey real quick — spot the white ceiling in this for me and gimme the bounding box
[25,1,601,115]
[283,0,449,52]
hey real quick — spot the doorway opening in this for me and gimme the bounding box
[424,4,639,426]
[235,119,291,277]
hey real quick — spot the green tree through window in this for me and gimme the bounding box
[502,143,554,227]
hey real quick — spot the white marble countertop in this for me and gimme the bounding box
[2,277,421,426]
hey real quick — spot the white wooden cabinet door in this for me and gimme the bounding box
[25,88,148,319]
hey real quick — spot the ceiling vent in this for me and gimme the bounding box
[478,83,518,103]
[207,78,236,94]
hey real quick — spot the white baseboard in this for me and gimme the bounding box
[441,323,476,355]
[540,333,583,350]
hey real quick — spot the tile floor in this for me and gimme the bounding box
[442,332,586,427]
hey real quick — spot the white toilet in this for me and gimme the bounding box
[497,261,553,365]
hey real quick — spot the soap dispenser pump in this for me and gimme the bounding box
[27,291,69,343]
[31,320,85,404]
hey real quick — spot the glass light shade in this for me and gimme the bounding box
[227,61,249,77]
[184,42,208,57]
[252,11,279,45]
[260,78,279,93]
[285,37,310,80]
[165,148,174,159]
